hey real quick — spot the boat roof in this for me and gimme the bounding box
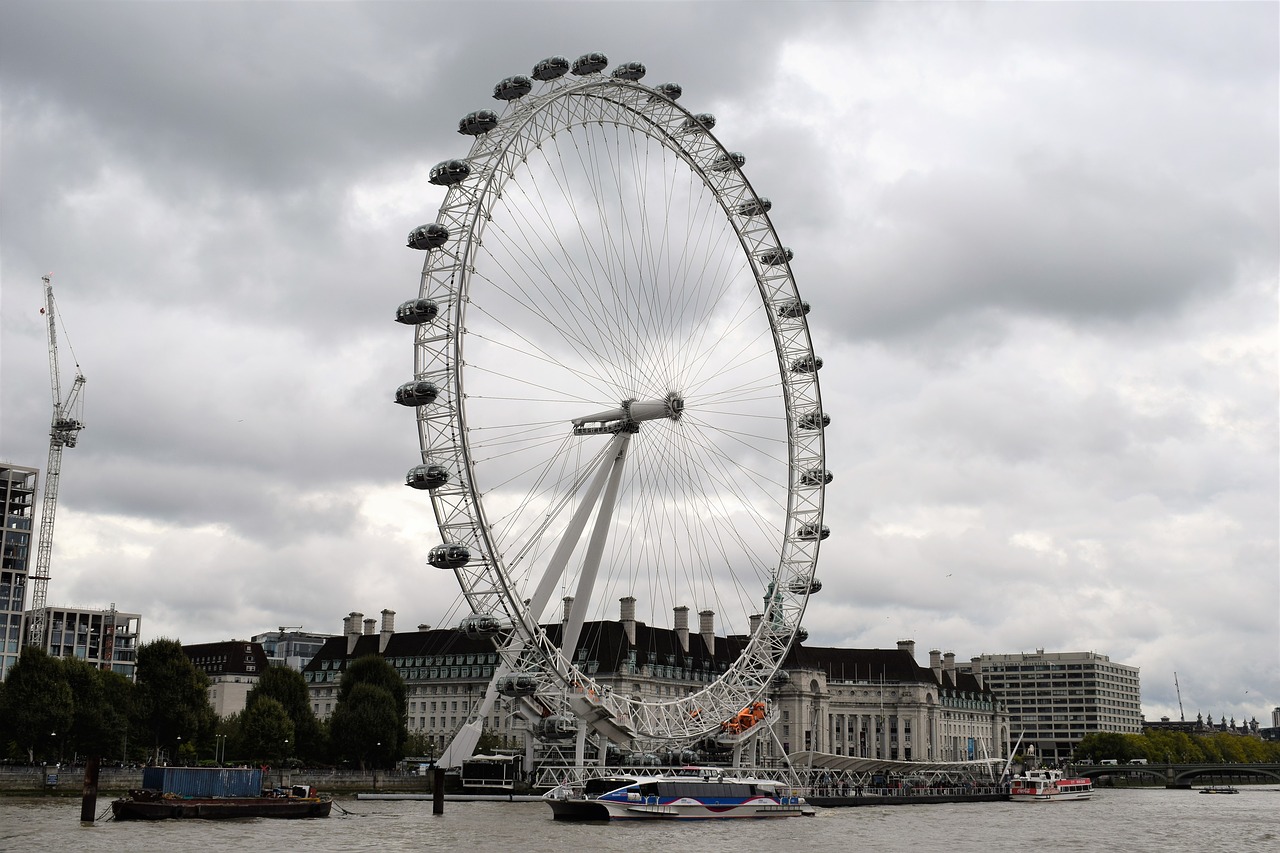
[786,751,1007,778]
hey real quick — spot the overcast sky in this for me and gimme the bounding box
[1,1,1275,726]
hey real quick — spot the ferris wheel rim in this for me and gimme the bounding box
[405,59,826,745]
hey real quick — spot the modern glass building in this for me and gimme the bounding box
[0,463,38,681]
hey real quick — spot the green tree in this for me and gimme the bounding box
[331,655,408,763]
[0,647,72,763]
[134,638,216,764]
[241,696,295,764]
[245,666,321,762]
[61,657,133,761]
[329,682,401,770]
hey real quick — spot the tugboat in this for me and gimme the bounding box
[111,767,331,820]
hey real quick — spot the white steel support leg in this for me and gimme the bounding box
[562,433,631,661]
[527,432,630,623]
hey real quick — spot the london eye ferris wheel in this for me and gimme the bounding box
[395,52,829,750]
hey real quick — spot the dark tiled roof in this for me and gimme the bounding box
[183,640,269,675]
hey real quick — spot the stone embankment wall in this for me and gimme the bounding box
[0,766,433,794]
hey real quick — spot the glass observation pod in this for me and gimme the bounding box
[798,409,830,430]
[429,159,471,186]
[710,152,746,173]
[496,673,539,697]
[428,543,471,570]
[759,247,794,266]
[535,715,578,740]
[395,297,439,325]
[407,223,450,250]
[651,82,682,101]
[790,354,823,374]
[458,109,499,136]
[772,670,791,686]
[787,577,822,595]
[571,52,609,76]
[777,299,810,319]
[395,380,439,407]
[800,468,833,486]
[736,197,772,216]
[682,112,716,132]
[459,613,503,638]
[796,523,830,541]
[795,627,810,643]
[493,75,532,101]
[405,464,449,491]
[532,55,570,81]
[611,61,646,81]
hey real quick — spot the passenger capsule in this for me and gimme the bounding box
[395,297,439,325]
[772,669,791,686]
[652,82,682,101]
[429,159,471,186]
[460,613,503,638]
[790,354,823,374]
[709,152,745,173]
[776,299,810,319]
[682,112,716,132]
[758,247,794,266]
[493,75,533,101]
[532,56,570,81]
[571,52,609,76]
[395,380,439,406]
[534,715,578,740]
[735,197,772,217]
[496,673,539,697]
[796,523,830,541]
[405,464,449,491]
[788,577,823,595]
[407,223,449,250]
[800,468,833,486]
[798,409,830,430]
[458,109,499,135]
[428,543,471,570]
[795,627,810,643]
[610,61,646,81]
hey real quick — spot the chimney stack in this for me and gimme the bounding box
[620,596,637,646]
[943,652,956,682]
[897,639,916,662]
[674,606,690,653]
[749,613,763,635]
[380,609,396,653]
[418,623,432,632]
[698,609,715,655]
[363,618,376,636]
[929,649,942,681]
[346,611,363,655]
[970,656,984,689]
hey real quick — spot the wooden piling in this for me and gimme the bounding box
[80,756,100,822]
[432,766,444,814]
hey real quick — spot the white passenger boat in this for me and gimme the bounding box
[544,770,814,820]
[1009,768,1093,802]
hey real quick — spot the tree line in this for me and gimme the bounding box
[1071,729,1280,764]
[0,639,459,769]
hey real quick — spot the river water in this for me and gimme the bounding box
[2,787,1277,853]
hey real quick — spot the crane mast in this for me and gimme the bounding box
[26,275,85,648]
[1174,672,1185,723]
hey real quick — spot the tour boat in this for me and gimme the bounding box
[1009,768,1093,802]
[544,770,814,820]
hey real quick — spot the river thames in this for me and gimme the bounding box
[2,787,1276,853]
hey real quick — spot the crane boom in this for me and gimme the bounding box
[1174,672,1185,723]
[26,276,86,648]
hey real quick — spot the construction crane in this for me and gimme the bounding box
[26,275,86,649]
[1174,672,1186,722]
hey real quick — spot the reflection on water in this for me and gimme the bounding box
[2,788,1277,853]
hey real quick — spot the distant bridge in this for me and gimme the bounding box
[1077,763,1280,786]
